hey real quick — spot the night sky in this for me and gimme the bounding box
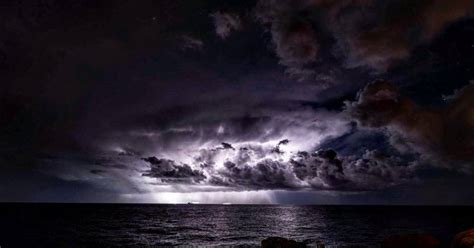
[1,0,473,204]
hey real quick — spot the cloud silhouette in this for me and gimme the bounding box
[347,79,474,168]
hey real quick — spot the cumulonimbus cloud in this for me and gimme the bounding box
[141,140,416,191]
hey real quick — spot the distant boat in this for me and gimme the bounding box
[222,202,232,205]
[187,202,200,205]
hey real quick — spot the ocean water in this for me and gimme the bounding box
[0,204,473,247]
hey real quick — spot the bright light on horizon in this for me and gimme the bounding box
[120,190,277,204]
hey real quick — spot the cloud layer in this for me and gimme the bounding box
[347,79,474,168]
[255,0,474,76]
[0,0,472,203]
[139,140,416,191]
[255,0,319,79]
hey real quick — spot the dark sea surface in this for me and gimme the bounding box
[0,204,473,247]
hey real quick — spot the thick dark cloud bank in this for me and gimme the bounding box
[0,0,473,204]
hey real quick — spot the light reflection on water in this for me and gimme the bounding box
[1,204,473,247]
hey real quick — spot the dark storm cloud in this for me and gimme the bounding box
[142,157,206,184]
[255,0,319,79]
[138,140,416,191]
[254,0,474,74]
[210,160,301,189]
[210,11,242,40]
[330,0,474,71]
[346,79,474,168]
[1,0,472,203]
[292,148,415,190]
